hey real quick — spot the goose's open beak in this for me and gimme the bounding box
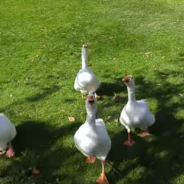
[87,95,94,105]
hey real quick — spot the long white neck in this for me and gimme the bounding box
[81,48,88,69]
[86,108,97,126]
[127,87,136,102]
[82,55,87,69]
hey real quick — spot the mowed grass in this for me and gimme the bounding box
[0,0,184,183]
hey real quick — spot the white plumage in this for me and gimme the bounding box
[0,113,16,155]
[74,45,100,97]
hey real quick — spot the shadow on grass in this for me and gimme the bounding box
[97,79,126,96]
[0,120,87,184]
[26,85,61,102]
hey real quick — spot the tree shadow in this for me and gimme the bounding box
[97,79,126,96]
[26,85,61,102]
[0,120,87,184]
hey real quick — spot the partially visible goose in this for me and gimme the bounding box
[0,113,16,157]
[74,45,100,98]
[120,76,155,146]
[74,94,111,184]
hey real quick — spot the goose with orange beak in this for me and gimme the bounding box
[74,94,111,184]
[119,76,155,146]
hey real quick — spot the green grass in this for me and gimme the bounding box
[0,0,184,183]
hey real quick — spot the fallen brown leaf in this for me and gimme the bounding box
[106,116,111,121]
[161,75,165,77]
[114,119,118,123]
[95,95,103,100]
[68,117,75,122]
[75,52,80,56]
[88,64,92,66]
[38,117,41,119]
[13,78,16,82]
[32,167,40,175]
[144,52,150,57]
[61,110,66,112]
[25,78,30,81]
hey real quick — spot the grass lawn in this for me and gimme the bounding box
[0,0,184,183]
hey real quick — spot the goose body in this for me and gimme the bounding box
[74,94,111,184]
[120,76,155,146]
[120,99,155,130]
[0,113,16,156]
[74,45,100,97]
[74,117,111,161]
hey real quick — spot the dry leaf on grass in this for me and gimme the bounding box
[75,52,80,56]
[161,75,165,77]
[38,117,41,119]
[25,78,30,81]
[88,64,92,66]
[61,110,66,112]
[144,52,150,57]
[95,94,103,100]
[113,92,120,100]
[106,116,111,121]
[68,117,75,122]
[32,167,40,175]
[114,119,118,123]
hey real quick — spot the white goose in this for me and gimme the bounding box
[74,45,100,98]
[120,76,155,146]
[74,94,111,184]
[0,113,16,157]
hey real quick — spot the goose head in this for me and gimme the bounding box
[85,93,97,115]
[124,76,135,89]
[82,45,88,59]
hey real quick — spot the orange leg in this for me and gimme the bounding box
[96,161,109,184]
[6,143,15,157]
[138,129,150,137]
[86,156,96,163]
[124,133,135,146]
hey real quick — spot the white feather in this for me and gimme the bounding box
[0,113,16,151]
